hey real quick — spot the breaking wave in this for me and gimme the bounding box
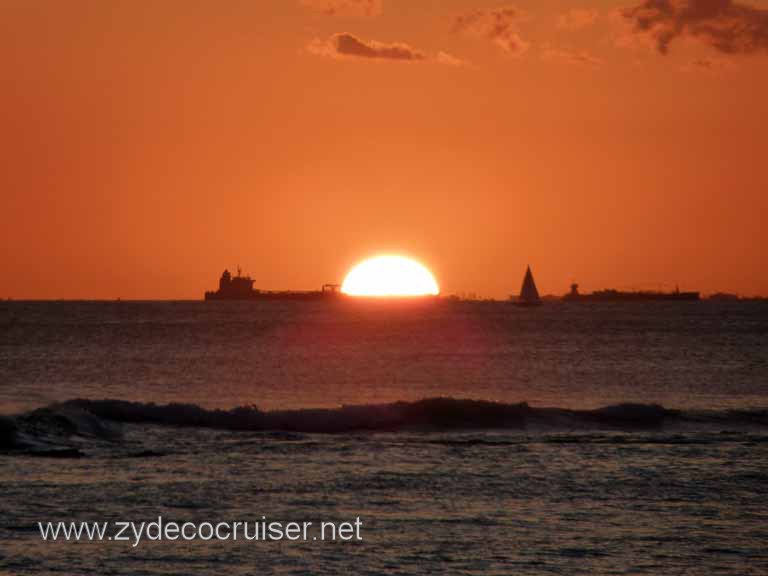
[3,397,768,456]
[1,402,122,457]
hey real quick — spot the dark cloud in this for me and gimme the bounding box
[686,55,736,72]
[307,33,426,61]
[452,6,530,55]
[623,0,768,54]
[301,0,382,18]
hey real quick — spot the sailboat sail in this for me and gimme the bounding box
[519,266,541,305]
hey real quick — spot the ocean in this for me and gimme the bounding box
[2,300,767,574]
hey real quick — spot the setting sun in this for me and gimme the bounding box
[341,255,439,297]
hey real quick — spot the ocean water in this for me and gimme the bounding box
[2,300,768,574]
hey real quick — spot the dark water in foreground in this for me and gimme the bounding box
[1,300,767,574]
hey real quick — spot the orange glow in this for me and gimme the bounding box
[0,2,766,299]
[342,256,439,297]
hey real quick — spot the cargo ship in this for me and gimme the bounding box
[204,269,341,301]
[563,283,700,302]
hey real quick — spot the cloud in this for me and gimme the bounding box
[558,8,600,30]
[685,55,737,73]
[308,33,463,65]
[435,51,469,67]
[452,6,531,56]
[301,0,382,17]
[308,33,425,60]
[622,0,768,55]
[541,46,603,66]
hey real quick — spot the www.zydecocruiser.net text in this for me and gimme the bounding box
[38,517,364,547]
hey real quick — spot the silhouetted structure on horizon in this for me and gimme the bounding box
[205,268,341,301]
[707,292,739,301]
[563,283,699,302]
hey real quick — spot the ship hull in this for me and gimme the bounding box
[205,291,338,301]
[563,292,700,302]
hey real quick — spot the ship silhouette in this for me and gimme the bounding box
[205,268,341,301]
[563,283,699,302]
[514,266,542,306]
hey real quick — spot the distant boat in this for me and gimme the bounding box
[707,292,739,301]
[515,265,542,307]
[563,283,699,302]
[204,268,341,301]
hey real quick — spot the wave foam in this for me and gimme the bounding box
[2,398,767,455]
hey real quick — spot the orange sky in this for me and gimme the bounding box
[1,0,767,299]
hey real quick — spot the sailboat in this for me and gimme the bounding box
[515,265,542,306]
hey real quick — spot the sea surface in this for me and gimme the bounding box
[1,300,767,574]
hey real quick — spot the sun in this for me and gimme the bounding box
[341,255,440,297]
